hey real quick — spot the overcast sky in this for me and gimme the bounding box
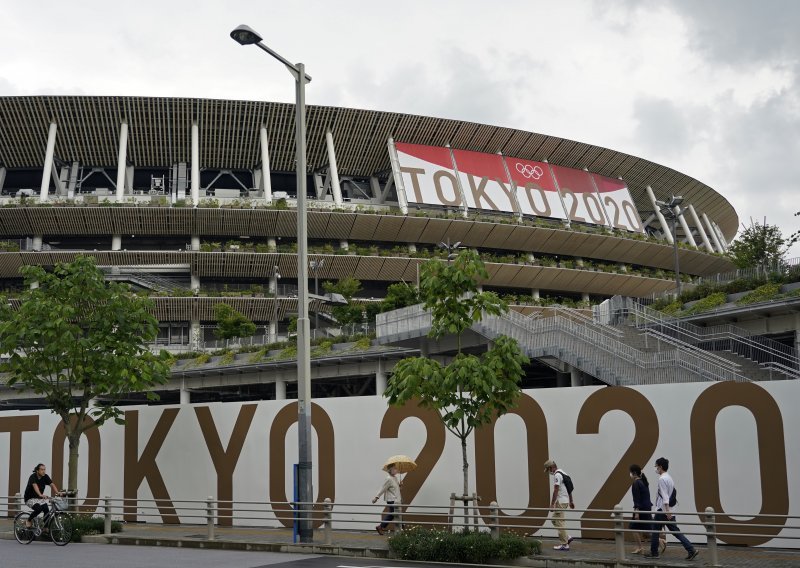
[1,0,798,256]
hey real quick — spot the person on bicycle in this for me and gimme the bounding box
[23,463,60,527]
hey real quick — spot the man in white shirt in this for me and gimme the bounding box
[544,459,574,551]
[645,457,698,561]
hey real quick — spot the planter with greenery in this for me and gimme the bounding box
[388,526,540,563]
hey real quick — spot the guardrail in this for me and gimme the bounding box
[4,494,799,564]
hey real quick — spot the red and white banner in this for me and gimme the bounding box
[451,149,517,214]
[592,174,645,233]
[504,157,568,220]
[395,143,463,207]
[550,165,610,227]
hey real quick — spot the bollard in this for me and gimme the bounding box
[206,496,216,541]
[613,504,626,562]
[705,507,720,567]
[490,501,500,540]
[104,496,112,535]
[323,497,332,545]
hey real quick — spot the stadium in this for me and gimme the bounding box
[0,95,797,409]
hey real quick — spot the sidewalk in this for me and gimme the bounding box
[2,519,798,567]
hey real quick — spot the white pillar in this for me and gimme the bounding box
[267,237,277,251]
[702,213,724,252]
[115,120,129,200]
[191,272,200,293]
[340,240,349,251]
[111,235,122,251]
[275,380,286,400]
[325,130,343,206]
[269,320,278,344]
[646,186,673,244]
[0,167,6,193]
[180,388,191,405]
[531,289,540,299]
[260,125,273,203]
[375,360,387,397]
[191,235,200,251]
[40,122,58,201]
[32,235,43,251]
[570,367,583,387]
[387,138,409,215]
[191,121,200,206]
[687,204,714,253]
[711,221,729,251]
[407,243,417,253]
[581,292,590,303]
[675,206,696,247]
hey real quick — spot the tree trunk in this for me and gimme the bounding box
[461,436,469,530]
[67,431,81,494]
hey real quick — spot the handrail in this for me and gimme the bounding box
[612,296,800,378]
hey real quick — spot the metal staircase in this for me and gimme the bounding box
[377,303,755,386]
[100,266,190,293]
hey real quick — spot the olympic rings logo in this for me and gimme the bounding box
[515,162,544,180]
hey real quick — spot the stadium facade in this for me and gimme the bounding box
[3,95,798,406]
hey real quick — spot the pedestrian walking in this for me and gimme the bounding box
[628,464,653,554]
[373,463,403,535]
[645,457,698,561]
[544,459,574,551]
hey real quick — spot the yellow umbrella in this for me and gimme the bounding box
[382,454,417,474]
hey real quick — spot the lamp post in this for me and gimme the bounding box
[272,266,281,343]
[231,24,314,543]
[655,195,684,297]
[309,258,324,335]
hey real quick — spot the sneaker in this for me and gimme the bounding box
[375,525,384,535]
[567,536,574,544]
[643,552,659,558]
[686,550,699,560]
[553,544,570,551]
[659,539,667,554]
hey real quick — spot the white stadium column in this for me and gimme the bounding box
[711,221,729,251]
[375,359,387,397]
[180,388,191,405]
[687,204,714,252]
[191,272,200,293]
[111,235,122,250]
[531,289,540,300]
[387,138,409,215]
[191,120,200,206]
[191,235,200,251]
[275,380,286,400]
[267,237,277,251]
[115,120,129,200]
[325,129,343,206]
[675,205,697,247]
[0,166,7,193]
[260,125,273,203]
[40,121,58,201]
[702,213,724,252]
[646,186,674,244]
[32,235,43,252]
[190,320,201,351]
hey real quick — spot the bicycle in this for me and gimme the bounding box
[13,492,74,546]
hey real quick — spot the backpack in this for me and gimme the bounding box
[669,487,678,507]
[556,469,574,495]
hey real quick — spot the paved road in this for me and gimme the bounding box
[0,539,318,568]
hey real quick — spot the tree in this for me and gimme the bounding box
[379,281,420,312]
[0,256,171,492]
[323,277,364,326]
[384,249,529,500]
[213,303,256,340]
[727,220,788,270]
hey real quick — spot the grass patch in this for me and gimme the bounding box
[388,526,540,563]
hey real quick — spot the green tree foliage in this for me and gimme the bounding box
[323,277,364,325]
[728,220,788,269]
[380,282,420,312]
[0,256,171,491]
[213,303,256,339]
[384,249,529,498]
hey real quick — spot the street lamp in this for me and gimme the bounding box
[655,195,685,297]
[438,238,462,262]
[272,266,281,343]
[309,258,324,335]
[231,24,314,543]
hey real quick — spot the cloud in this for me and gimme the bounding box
[632,97,693,159]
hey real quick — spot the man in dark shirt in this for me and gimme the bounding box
[24,463,60,527]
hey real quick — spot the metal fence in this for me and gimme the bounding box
[3,494,799,564]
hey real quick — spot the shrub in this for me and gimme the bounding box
[684,292,727,315]
[388,527,539,563]
[736,282,782,305]
[70,514,123,542]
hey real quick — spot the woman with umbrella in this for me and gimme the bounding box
[372,455,415,535]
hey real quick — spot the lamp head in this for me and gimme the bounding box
[669,195,684,208]
[230,25,263,45]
